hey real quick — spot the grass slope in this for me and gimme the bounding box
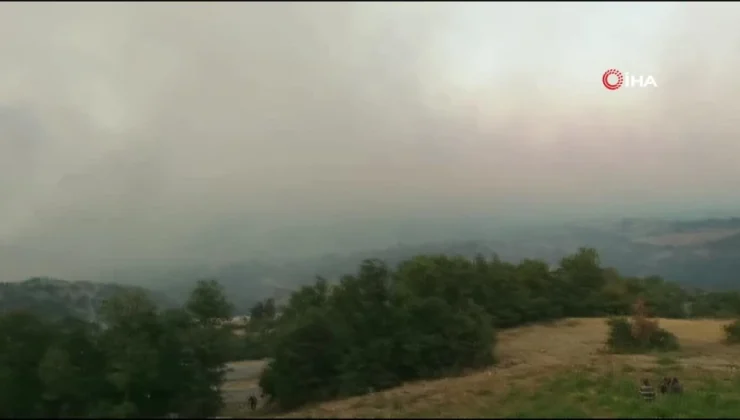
[234,318,740,418]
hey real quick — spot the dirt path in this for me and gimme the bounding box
[222,360,268,405]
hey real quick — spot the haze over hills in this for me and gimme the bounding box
[2,4,740,316]
[0,277,176,322]
[2,212,740,318]
[63,215,739,314]
[2,3,740,287]
[4,4,740,418]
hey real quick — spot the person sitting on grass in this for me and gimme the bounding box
[639,378,656,401]
[660,377,670,394]
[669,377,683,394]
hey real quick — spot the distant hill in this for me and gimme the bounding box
[0,277,176,322]
[91,216,740,310]
[603,217,740,290]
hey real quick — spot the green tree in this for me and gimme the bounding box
[278,277,331,324]
[99,290,163,417]
[250,297,277,321]
[180,279,234,416]
[38,345,77,415]
[556,247,606,316]
[394,296,494,380]
[260,307,344,409]
[37,318,108,417]
[262,259,497,410]
[0,311,53,417]
[186,279,234,325]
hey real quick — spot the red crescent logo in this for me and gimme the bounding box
[602,69,624,90]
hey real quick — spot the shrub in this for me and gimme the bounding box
[606,298,679,353]
[724,319,740,344]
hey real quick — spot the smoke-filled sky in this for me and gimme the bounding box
[1,2,740,279]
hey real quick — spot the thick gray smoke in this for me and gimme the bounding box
[1,3,739,279]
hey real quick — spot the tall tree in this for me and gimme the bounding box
[186,279,233,325]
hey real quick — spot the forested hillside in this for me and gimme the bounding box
[0,277,175,322]
[86,218,740,314]
[253,247,740,410]
[6,246,740,417]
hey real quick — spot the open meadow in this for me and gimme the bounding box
[224,318,740,418]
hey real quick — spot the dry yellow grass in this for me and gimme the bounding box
[254,318,740,418]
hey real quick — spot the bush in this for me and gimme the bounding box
[393,297,495,381]
[258,307,344,409]
[723,319,740,344]
[607,317,679,353]
[606,298,679,353]
[649,328,680,351]
[259,261,497,410]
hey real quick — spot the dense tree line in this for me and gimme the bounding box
[256,248,740,410]
[0,280,234,418]
[5,247,740,417]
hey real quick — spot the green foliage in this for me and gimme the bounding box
[260,307,345,409]
[260,259,496,410]
[237,298,279,360]
[250,298,277,320]
[724,319,740,344]
[0,311,54,417]
[261,248,732,410]
[605,298,680,354]
[0,281,234,418]
[394,296,495,379]
[186,279,234,325]
[606,317,679,354]
[6,245,740,417]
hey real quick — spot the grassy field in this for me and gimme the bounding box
[226,318,740,418]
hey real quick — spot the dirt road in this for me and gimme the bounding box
[222,360,268,404]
